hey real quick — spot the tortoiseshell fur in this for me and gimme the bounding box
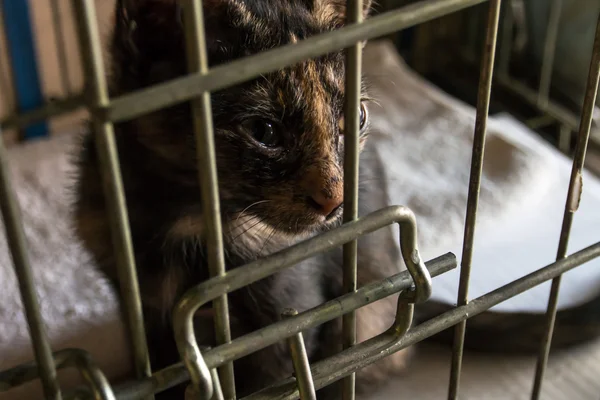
[73,0,412,398]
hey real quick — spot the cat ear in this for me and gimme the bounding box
[310,0,373,28]
[113,0,182,57]
[113,0,223,58]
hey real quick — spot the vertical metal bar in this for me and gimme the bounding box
[182,0,235,398]
[283,309,317,400]
[0,129,61,399]
[49,0,74,95]
[72,0,153,391]
[531,13,600,400]
[447,1,501,399]
[342,0,363,398]
[558,124,571,153]
[210,368,225,400]
[0,6,13,114]
[538,0,562,109]
[1,0,48,139]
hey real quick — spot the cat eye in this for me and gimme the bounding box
[359,102,368,131]
[241,119,282,148]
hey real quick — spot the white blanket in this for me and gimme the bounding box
[2,40,600,399]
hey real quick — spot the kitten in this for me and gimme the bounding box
[73,0,411,398]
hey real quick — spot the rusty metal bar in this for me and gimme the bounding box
[49,0,74,95]
[246,241,600,400]
[537,0,562,109]
[0,94,85,131]
[181,0,234,398]
[282,309,317,400]
[447,1,501,399]
[71,0,152,388]
[172,205,431,400]
[341,0,364,397]
[0,131,61,400]
[531,12,600,400]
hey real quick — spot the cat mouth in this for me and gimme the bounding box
[324,203,343,221]
[302,203,344,231]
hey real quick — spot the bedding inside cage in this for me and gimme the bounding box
[1,40,600,400]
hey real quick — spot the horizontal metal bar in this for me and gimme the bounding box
[245,241,600,400]
[173,206,432,399]
[0,94,85,131]
[62,252,455,400]
[497,75,579,129]
[0,0,488,132]
[497,75,600,146]
[106,0,488,124]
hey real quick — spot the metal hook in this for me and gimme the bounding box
[172,206,431,399]
[389,298,414,337]
[180,343,213,400]
[0,349,116,400]
[397,210,432,304]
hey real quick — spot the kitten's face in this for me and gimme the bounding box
[112,0,371,235]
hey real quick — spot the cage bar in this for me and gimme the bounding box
[209,367,225,400]
[341,0,364,398]
[0,94,85,132]
[0,0,489,133]
[0,8,12,117]
[447,1,501,399]
[0,130,61,400]
[531,12,600,400]
[49,0,74,96]
[173,205,431,400]
[71,0,153,388]
[5,1,600,399]
[0,349,115,400]
[282,309,317,400]
[107,253,452,400]
[103,0,488,125]
[246,241,600,400]
[537,0,562,109]
[180,0,235,398]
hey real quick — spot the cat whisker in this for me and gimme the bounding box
[227,214,262,236]
[230,217,267,244]
[235,200,272,225]
[258,222,283,256]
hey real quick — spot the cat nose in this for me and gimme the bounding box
[309,191,343,217]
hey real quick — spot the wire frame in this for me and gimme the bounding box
[0,1,599,400]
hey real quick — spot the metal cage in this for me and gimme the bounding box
[0,0,599,399]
